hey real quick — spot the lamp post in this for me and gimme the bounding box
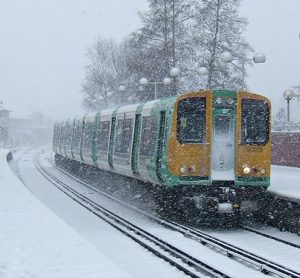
[199,52,266,88]
[139,67,180,99]
[118,85,126,93]
[283,89,294,123]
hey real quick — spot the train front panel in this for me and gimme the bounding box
[163,90,271,189]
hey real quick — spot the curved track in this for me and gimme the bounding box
[36,152,300,278]
[34,153,229,278]
[13,148,300,278]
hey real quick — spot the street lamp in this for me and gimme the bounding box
[118,85,126,92]
[139,67,180,99]
[283,89,294,123]
[139,77,160,99]
[220,51,233,63]
[198,52,266,87]
[219,51,266,89]
[198,67,209,76]
[253,52,266,63]
[163,77,172,86]
[170,67,180,78]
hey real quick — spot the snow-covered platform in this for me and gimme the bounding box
[269,165,300,203]
[0,149,130,278]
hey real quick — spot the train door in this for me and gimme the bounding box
[131,114,141,175]
[211,106,235,180]
[108,116,116,169]
[156,111,166,183]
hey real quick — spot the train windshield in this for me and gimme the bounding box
[241,99,270,145]
[177,97,206,143]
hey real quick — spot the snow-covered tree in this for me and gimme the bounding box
[272,107,300,131]
[82,0,253,109]
[186,0,253,90]
[127,0,192,100]
[82,38,130,111]
[273,108,287,131]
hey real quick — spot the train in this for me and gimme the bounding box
[53,90,271,219]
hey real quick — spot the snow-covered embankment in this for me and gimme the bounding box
[0,149,129,278]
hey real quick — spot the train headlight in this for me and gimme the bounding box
[180,166,187,174]
[260,168,266,174]
[243,166,251,174]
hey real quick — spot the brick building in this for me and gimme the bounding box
[271,132,300,167]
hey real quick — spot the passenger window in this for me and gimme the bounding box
[115,119,124,153]
[63,123,72,149]
[72,121,82,152]
[241,99,270,145]
[115,118,134,154]
[177,97,206,143]
[83,121,94,150]
[140,116,157,156]
[97,121,110,151]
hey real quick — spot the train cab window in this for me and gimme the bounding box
[97,121,110,151]
[241,99,270,145]
[140,116,157,156]
[115,118,133,154]
[177,97,206,144]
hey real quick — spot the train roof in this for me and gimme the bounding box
[56,90,270,124]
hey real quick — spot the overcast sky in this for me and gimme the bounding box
[0,0,300,121]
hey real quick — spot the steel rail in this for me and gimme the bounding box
[241,226,300,250]
[34,154,229,278]
[47,156,300,278]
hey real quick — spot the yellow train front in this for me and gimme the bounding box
[159,90,271,215]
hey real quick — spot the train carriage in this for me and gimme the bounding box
[53,89,271,215]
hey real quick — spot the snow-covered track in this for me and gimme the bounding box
[34,154,229,278]
[184,225,300,278]
[45,157,300,278]
[241,226,300,249]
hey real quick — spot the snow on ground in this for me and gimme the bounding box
[269,165,300,202]
[206,228,300,272]
[0,149,132,278]
[0,149,188,278]
[14,148,267,278]
[2,146,300,278]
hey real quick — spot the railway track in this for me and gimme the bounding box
[33,152,300,278]
[241,226,300,250]
[34,153,229,278]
